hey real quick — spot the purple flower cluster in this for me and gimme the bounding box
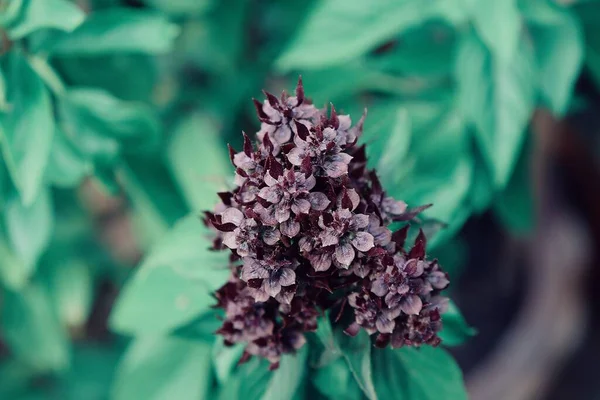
[207,79,450,368]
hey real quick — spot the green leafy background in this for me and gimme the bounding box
[0,0,594,398]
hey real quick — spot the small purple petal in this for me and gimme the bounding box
[291,198,311,215]
[263,278,282,297]
[221,231,239,249]
[323,161,348,178]
[309,252,332,272]
[278,268,296,287]
[376,317,395,334]
[400,295,423,315]
[280,220,300,237]
[335,243,355,266]
[320,230,339,247]
[275,205,291,223]
[241,259,269,280]
[309,192,330,211]
[371,278,388,297]
[350,214,369,230]
[351,232,374,252]
[287,147,304,166]
[262,228,281,246]
[258,186,282,203]
[221,208,244,226]
[428,271,450,289]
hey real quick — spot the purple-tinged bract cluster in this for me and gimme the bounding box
[207,78,450,368]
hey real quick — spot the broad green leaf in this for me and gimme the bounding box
[375,108,412,181]
[45,126,91,187]
[526,6,583,115]
[48,8,179,55]
[494,141,535,234]
[276,0,467,70]
[58,88,160,165]
[314,314,342,367]
[0,0,23,27]
[312,357,362,400]
[470,0,522,63]
[217,358,271,400]
[467,146,495,213]
[217,350,308,400]
[5,188,53,269]
[112,336,213,400]
[52,53,157,102]
[8,0,84,39]
[0,237,30,290]
[373,346,467,400]
[439,300,477,347]
[0,65,8,111]
[262,348,308,400]
[577,2,600,89]
[167,114,231,211]
[367,21,457,77]
[110,214,229,336]
[44,259,93,329]
[0,359,36,399]
[60,344,122,400]
[62,88,160,145]
[212,339,245,385]
[456,30,536,188]
[143,0,214,15]
[1,283,70,372]
[336,329,378,400]
[121,158,188,250]
[371,101,473,226]
[0,50,54,205]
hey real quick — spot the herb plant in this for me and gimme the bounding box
[0,0,597,399]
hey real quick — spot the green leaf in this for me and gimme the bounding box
[1,283,70,372]
[111,336,213,400]
[0,50,54,206]
[312,357,362,400]
[45,126,91,187]
[110,214,229,336]
[336,329,378,400]
[7,0,84,39]
[217,358,271,400]
[375,108,412,181]
[48,8,180,55]
[262,348,308,400]
[167,114,231,211]
[314,314,342,367]
[217,349,308,400]
[212,339,245,385]
[493,141,535,234]
[276,0,467,70]
[58,88,160,165]
[121,157,188,250]
[367,21,457,78]
[373,346,467,400]
[0,0,23,27]
[456,30,536,188]
[0,236,30,290]
[470,0,521,63]
[369,101,474,227]
[526,6,583,115]
[5,188,53,269]
[439,300,476,347]
[143,0,214,16]
[44,259,93,329]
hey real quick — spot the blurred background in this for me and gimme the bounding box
[0,0,599,399]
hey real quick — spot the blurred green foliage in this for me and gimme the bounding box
[0,0,597,398]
